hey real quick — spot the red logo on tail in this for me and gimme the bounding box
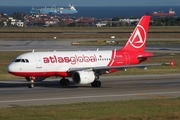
[129,25,146,49]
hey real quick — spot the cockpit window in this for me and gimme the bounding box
[14,59,29,63]
[21,59,25,63]
[25,59,29,63]
[15,59,21,62]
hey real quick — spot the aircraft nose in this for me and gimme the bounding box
[7,63,17,73]
[7,64,13,73]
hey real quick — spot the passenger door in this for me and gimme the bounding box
[34,55,42,68]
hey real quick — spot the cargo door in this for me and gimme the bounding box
[34,55,42,68]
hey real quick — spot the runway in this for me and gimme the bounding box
[0,38,180,53]
[0,74,180,108]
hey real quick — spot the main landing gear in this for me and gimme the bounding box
[91,80,101,87]
[60,77,70,86]
[91,75,101,87]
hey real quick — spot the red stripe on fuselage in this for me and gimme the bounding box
[8,71,73,77]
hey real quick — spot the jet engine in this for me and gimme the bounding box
[72,71,95,84]
[25,77,47,82]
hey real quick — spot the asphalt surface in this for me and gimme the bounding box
[0,74,180,108]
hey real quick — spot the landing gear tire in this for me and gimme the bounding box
[27,77,35,88]
[28,83,34,88]
[91,81,101,87]
[60,79,70,86]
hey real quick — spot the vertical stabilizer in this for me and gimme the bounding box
[121,16,150,52]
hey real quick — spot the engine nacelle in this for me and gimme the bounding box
[72,71,95,84]
[25,77,47,82]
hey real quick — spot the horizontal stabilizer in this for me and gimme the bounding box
[138,53,175,59]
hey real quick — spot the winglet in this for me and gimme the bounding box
[162,60,175,67]
[170,60,175,67]
[164,60,175,67]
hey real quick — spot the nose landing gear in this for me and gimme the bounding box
[28,80,34,88]
[28,77,35,88]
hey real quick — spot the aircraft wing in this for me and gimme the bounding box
[68,61,174,72]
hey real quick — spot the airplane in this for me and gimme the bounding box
[7,16,174,88]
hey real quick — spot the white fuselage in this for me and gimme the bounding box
[7,49,127,77]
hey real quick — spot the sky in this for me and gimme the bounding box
[1,0,180,6]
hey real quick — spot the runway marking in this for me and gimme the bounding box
[0,91,180,103]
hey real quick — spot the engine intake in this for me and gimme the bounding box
[72,71,95,84]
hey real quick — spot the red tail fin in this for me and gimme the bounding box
[121,16,150,52]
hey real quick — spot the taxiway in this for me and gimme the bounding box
[0,74,180,108]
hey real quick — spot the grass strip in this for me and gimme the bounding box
[0,98,180,120]
[1,26,180,32]
[1,26,180,38]
[1,33,180,38]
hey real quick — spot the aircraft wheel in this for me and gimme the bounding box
[91,81,101,87]
[28,83,34,88]
[60,79,69,86]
